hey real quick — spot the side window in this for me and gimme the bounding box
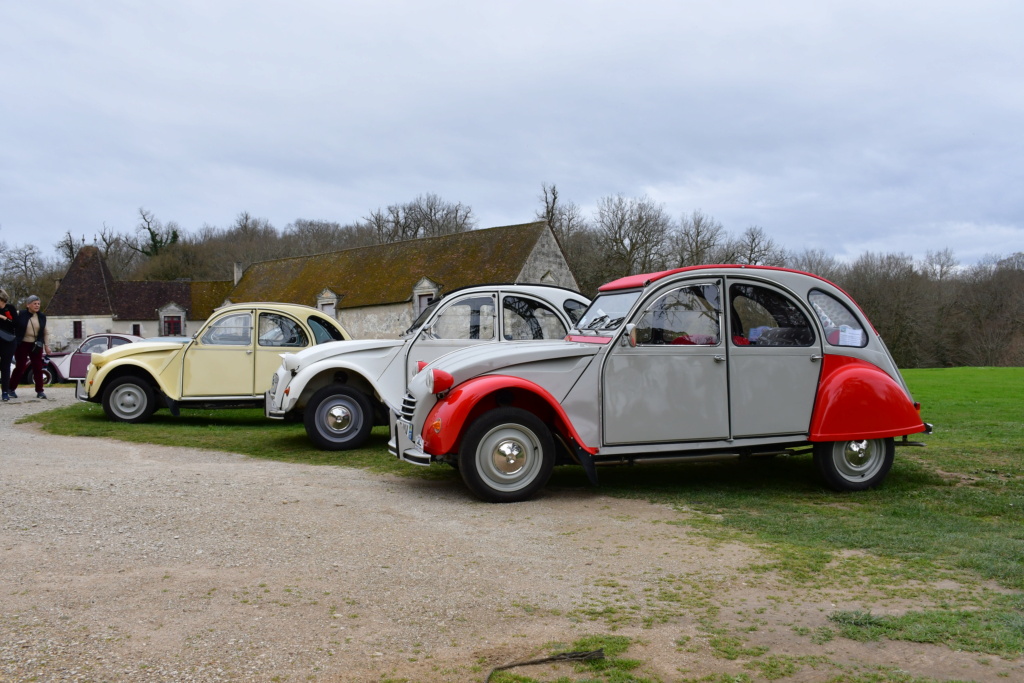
[502,296,568,340]
[110,337,132,348]
[564,299,588,325]
[634,284,721,346]
[80,337,108,354]
[200,312,252,346]
[808,290,868,347]
[730,284,814,347]
[258,313,309,348]
[307,315,345,344]
[432,295,496,341]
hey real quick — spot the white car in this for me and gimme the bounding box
[265,284,590,450]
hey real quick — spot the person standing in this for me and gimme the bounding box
[0,289,16,401]
[9,294,50,399]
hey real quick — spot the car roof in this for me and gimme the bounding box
[598,265,839,292]
[436,282,590,301]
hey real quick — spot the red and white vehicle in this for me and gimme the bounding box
[390,265,932,503]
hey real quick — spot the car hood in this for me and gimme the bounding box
[412,340,601,396]
[90,340,190,367]
[280,338,406,371]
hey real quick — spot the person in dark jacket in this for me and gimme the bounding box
[9,294,50,399]
[0,289,17,401]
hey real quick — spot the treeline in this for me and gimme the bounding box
[1,186,1021,367]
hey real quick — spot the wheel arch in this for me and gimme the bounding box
[291,362,386,421]
[420,375,595,458]
[810,355,926,442]
[93,363,165,403]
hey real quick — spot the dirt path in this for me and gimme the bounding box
[1,389,1018,682]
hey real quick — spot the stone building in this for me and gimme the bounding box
[44,246,232,350]
[44,222,578,344]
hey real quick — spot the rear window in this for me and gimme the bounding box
[308,315,345,344]
[808,290,867,347]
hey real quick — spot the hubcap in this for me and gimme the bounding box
[834,439,882,480]
[843,440,870,467]
[113,386,143,417]
[325,404,353,433]
[492,439,526,474]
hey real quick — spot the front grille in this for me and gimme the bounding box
[400,392,417,421]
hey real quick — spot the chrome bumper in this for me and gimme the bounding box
[388,410,431,466]
[264,391,285,419]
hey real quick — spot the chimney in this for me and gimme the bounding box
[233,262,243,285]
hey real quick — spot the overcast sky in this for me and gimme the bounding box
[2,1,1022,266]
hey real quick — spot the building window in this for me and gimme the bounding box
[73,320,83,339]
[416,293,434,317]
[163,316,182,336]
[132,324,141,336]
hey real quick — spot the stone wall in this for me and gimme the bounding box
[516,229,579,291]
[338,302,413,340]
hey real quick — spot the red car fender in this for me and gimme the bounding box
[420,375,597,456]
[810,355,926,441]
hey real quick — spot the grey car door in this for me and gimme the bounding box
[726,279,822,437]
[602,281,729,445]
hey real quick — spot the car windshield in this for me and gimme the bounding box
[402,298,443,338]
[575,291,642,332]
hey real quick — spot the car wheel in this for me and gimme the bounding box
[102,376,157,423]
[40,365,54,386]
[304,385,373,450]
[813,437,894,491]
[459,407,555,503]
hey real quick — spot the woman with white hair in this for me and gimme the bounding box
[9,294,50,399]
[0,289,16,401]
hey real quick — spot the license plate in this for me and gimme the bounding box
[400,419,414,442]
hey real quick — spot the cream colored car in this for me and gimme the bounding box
[77,303,350,422]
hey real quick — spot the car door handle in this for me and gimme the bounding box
[713,355,726,363]
[810,354,823,362]
[246,350,253,355]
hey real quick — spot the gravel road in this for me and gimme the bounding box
[2,389,1018,682]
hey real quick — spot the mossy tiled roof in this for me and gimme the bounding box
[189,281,234,318]
[230,222,548,308]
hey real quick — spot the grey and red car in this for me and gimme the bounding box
[390,265,931,503]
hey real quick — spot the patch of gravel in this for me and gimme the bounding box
[2,389,1020,682]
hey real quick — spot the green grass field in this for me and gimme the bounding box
[21,367,1024,665]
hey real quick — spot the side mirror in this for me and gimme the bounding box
[623,323,637,348]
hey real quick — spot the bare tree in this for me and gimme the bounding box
[129,208,180,257]
[729,226,787,266]
[55,231,87,264]
[667,209,726,266]
[364,194,476,244]
[921,248,959,281]
[97,224,144,278]
[282,219,376,255]
[786,248,846,281]
[0,243,62,305]
[593,194,672,279]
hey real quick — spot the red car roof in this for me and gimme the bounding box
[598,264,834,291]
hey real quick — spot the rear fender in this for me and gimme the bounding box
[420,375,596,456]
[810,355,926,441]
